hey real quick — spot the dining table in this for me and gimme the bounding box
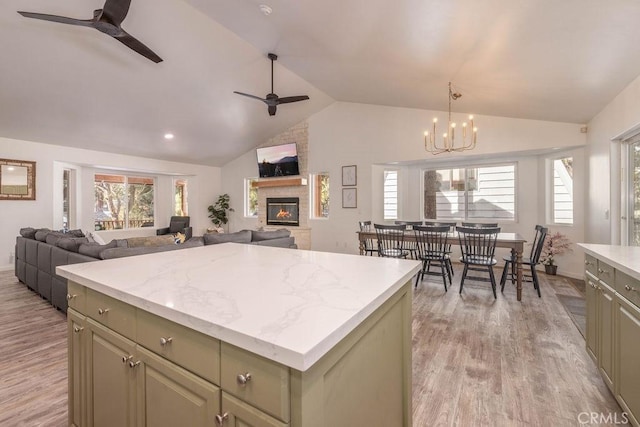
[357,230,528,301]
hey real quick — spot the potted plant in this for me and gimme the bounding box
[207,194,234,232]
[540,231,572,275]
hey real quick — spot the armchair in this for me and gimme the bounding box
[156,216,192,241]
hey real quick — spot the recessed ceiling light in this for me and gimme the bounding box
[259,4,272,15]
[164,133,174,140]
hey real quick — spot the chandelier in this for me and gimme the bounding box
[424,82,477,155]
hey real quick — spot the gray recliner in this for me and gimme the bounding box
[156,216,192,240]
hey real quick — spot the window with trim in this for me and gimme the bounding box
[423,164,515,221]
[311,173,330,218]
[384,170,398,220]
[245,178,258,217]
[174,179,188,216]
[551,157,573,224]
[94,174,154,230]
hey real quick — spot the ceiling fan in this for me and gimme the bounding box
[18,0,162,63]
[234,53,309,116]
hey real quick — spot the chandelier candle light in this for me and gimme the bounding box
[424,82,478,155]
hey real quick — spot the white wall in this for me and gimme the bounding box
[0,137,221,270]
[222,101,588,278]
[586,73,640,245]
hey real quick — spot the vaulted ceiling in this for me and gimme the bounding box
[2,0,640,166]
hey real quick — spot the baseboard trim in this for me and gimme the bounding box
[0,265,14,272]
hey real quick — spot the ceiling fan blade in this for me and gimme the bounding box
[112,29,162,63]
[101,0,131,26]
[233,91,268,103]
[268,105,277,116]
[277,95,310,105]
[18,11,94,27]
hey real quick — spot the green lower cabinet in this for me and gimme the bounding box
[597,281,615,391]
[616,297,640,427]
[221,392,287,427]
[585,274,598,361]
[68,309,86,427]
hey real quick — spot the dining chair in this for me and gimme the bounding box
[374,224,410,259]
[394,221,423,259]
[358,221,377,256]
[457,225,501,298]
[461,222,499,228]
[413,225,451,291]
[423,221,457,277]
[500,225,548,297]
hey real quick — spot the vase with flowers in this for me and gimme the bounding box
[540,231,572,275]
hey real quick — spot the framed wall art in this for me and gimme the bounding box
[342,188,357,208]
[342,165,357,186]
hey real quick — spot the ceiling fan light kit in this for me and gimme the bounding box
[424,82,478,155]
[18,0,163,63]
[234,52,310,116]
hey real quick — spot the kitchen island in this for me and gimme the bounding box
[57,243,421,427]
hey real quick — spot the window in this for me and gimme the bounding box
[384,170,398,220]
[423,164,515,221]
[63,169,71,229]
[245,178,258,217]
[311,173,330,218]
[174,179,188,216]
[94,174,154,230]
[627,142,640,245]
[551,157,573,224]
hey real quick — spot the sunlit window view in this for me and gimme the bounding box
[94,174,154,230]
[552,157,573,224]
[311,173,330,218]
[631,144,640,245]
[246,178,258,217]
[174,179,188,216]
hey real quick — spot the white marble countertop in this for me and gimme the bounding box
[578,243,640,280]
[57,243,421,371]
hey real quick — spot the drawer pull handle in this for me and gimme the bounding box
[128,360,141,369]
[97,308,110,315]
[588,281,597,289]
[584,260,592,265]
[237,372,252,386]
[160,337,173,346]
[73,326,84,333]
[625,285,637,292]
[122,355,133,364]
[598,268,608,274]
[215,413,228,425]
[66,294,77,301]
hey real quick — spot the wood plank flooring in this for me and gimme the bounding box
[0,267,624,426]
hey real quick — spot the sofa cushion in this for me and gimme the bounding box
[78,240,118,259]
[45,232,69,246]
[204,230,252,245]
[251,229,291,242]
[35,228,52,242]
[126,235,176,248]
[19,227,37,239]
[56,237,90,253]
[100,244,180,260]
[251,236,296,248]
[66,229,85,238]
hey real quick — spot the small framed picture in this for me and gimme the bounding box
[342,188,357,208]
[342,165,357,186]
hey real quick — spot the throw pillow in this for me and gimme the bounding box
[92,232,107,245]
[78,240,118,259]
[126,235,176,248]
[34,228,52,242]
[19,227,37,239]
[56,237,89,253]
[204,230,252,245]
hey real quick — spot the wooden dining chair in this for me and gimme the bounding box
[424,221,457,277]
[394,221,423,259]
[461,222,498,228]
[500,225,548,297]
[358,221,377,256]
[457,225,501,298]
[413,225,451,291]
[374,224,410,259]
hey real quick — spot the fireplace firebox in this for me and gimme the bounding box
[266,197,299,226]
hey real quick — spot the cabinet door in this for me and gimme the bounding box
[616,297,640,426]
[597,282,615,391]
[68,309,86,427]
[86,319,137,427]
[221,392,287,427]
[136,346,220,427]
[585,274,598,361]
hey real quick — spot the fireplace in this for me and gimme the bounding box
[266,197,299,226]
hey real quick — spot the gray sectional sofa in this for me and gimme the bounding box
[15,228,296,313]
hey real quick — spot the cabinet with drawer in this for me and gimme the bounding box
[67,279,412,427]
[582,249,640,427]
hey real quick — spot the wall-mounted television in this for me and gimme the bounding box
[256,142,300,178]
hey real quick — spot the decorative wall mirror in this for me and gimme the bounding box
[0,159,36,200]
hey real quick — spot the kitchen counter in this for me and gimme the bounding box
[57,242,421,371]
[578,243,640,280]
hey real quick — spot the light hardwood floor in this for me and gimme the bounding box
[0,267,623,426]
